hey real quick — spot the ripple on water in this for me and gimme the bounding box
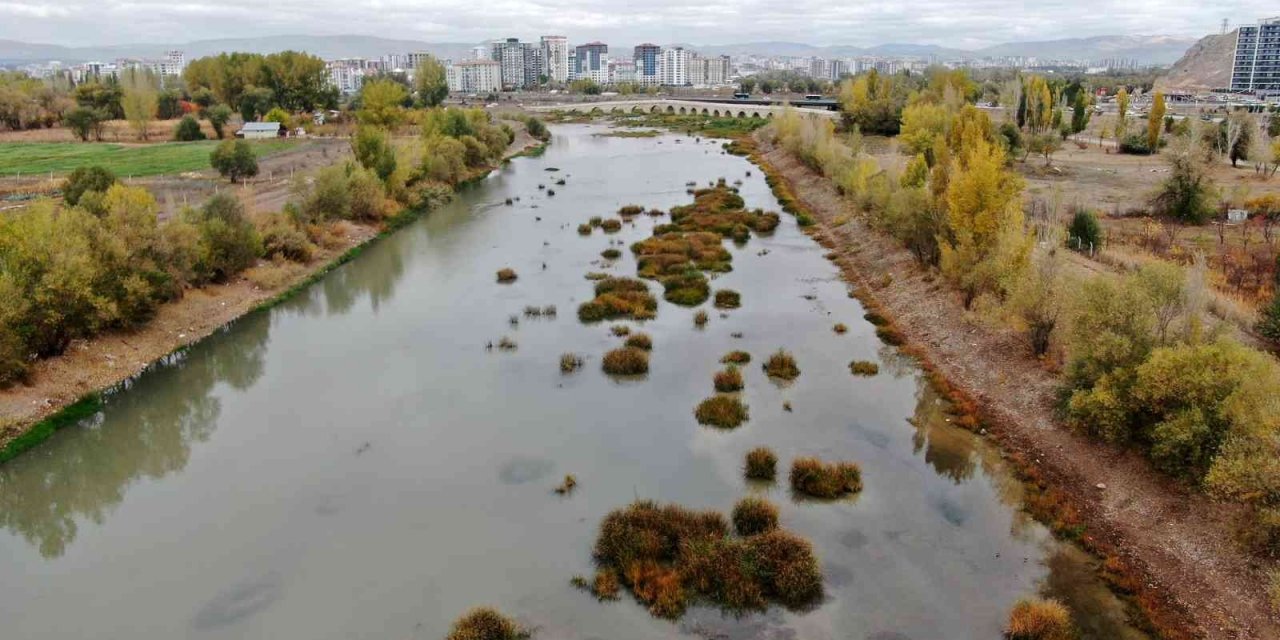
[191,572,282,630]
[497,456,556,485]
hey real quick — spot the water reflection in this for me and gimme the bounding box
[909,381,977,484]
[0,311,270,558]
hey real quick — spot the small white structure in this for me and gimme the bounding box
[236,122,285,139]
[1228,208,1250,223]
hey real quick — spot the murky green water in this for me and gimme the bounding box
[0,124,1147,639]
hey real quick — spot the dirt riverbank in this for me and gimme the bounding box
[751,130,1277,640]
[0,131,545,454]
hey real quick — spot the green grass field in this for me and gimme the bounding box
[0,139,299,177]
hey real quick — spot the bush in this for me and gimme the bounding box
[496,268,517,282]
[257,211,314,262]
[763,350,800,380]
[62,165,117,207]
[207,104,232,139]
[445,607,529,640]
[1068,209,1102,250]
[849,360,879,376]
[173,115,206,141]
[714,366,744,392]
[695,395,749,428]
[721,350,751,364]
[790,457,862,498]
[1118,133,1154,155]
[524,116,549,140]
[732,496,779,536]
[1004,598,1075,640]
[745,447,778,480]
[625,333,652,350]
[184,193,262,283]
[210,139,259,183]
[602,347,649,375]
[714,289,741,309]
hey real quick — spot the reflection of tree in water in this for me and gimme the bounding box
[909,378,978,485]
[0,312,270,559]
[289,234,409,318]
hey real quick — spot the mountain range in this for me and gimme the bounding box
[0,34,1199,66]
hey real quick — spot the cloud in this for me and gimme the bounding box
[0,0,1274,48]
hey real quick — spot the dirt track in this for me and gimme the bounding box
[755,131,1277,640]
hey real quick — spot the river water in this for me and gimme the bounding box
[0,123,1147,639]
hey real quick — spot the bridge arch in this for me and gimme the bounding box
[737,111,746,118]
[712,109,721,117]
[666,105,675,114]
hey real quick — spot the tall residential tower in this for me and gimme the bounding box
[1232,17,1280,96]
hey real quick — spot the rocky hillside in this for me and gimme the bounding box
[1155,30,1236,92]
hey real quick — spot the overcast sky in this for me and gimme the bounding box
[1,0,1276,48]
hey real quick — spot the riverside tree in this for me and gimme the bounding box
[413,55,449,108]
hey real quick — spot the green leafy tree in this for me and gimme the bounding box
[357,78,408,128]
[413,55,450,107]
[183,193,261,283]
[207,104,233,139]
[1151,135,1217,223]
[1070,92,1090,134]
[1068,209,1102,250]
[351,126,397,181]
[209,140,259,183]
[120,71,158,141]
[62,165,117,206]
[238,86,274,122]
[173,115,205,141]
[156,89,183,119]
[64,107,105,141]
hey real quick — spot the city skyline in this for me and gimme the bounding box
[2,0,1277,50]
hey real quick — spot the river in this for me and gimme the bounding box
[0,123,1147,639]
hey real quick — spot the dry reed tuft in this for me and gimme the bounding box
[789,457,862,498]
[714,366,744,392]
[763,350,800,380]
[732,496,780,536]
[496,268,518,282]
[695,395,749,428]
[849,360,879,376]
[602,347,649,375]
[745,447,778,480]
[1003,598,1076,640]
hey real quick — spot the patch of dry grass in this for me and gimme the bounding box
[789,457,862,498]
[745,447,777,480]
[763,350,800,380]
[714,366,744,392]
[732,496,780,536]
[1003,598,1075,640]
[695,395,749,428]
[849,360,879,376]
[496,267,518,283]
[602,347,649,375]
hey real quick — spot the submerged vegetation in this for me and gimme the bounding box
[763,350,801,380]
[590,499,823,619]
[790,457,862,498]
[695,395,749,428]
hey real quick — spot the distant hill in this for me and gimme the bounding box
[973,35,1198,64]
[0,35,475,64]
[1154,31,1237,93]
[0,33,1197,66]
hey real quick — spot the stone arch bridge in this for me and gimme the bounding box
[526,99,837,121]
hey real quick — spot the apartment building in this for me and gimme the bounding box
[634,43,661,86]
[447,59,502,93]
[575,42,609,85]
[660,46,689,86]
[541,36,569,83]
[1232,17,1280,96]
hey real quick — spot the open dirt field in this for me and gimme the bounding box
[756,130,1278,640]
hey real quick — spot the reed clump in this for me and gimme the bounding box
[789,457,862,498]
[721,350,751,364]
[714,289,741,309]
[694,310,709,327]
[618,205,645,217]
[714,366,744,392]
[1004,598,1076,640]
[578,223,592,235]
[611,324,631,336]
[601,248,622,260]
[590,500,822,619]
[849,360,879,376]
[732,496,780,536]
[602,347,649,375]
[695,395,749,428]
[601,219,623,233]
[833,323,848,334]
[561,353,584,373]
[625,333,653,350]
[763,350,800,380]
[445,607,529,640]
[578,277,658,322]
[660,271,710,306]
[745,447,778,480]
[496,268,517,283]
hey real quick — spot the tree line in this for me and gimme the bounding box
[772,70,1280,571]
